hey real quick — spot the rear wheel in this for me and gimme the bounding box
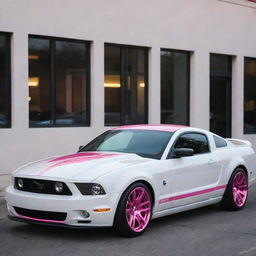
[220,168,248,210]
[113,183,152,237]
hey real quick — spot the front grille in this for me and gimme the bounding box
[14,207,67,221]
[14,178,72,195]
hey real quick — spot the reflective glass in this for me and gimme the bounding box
[0,33,11,128]
[29,38,51,126]
[55,40,88,125]
[29,36,90,127]
[210,54,232,138]
[104,45,148,126]
[104,46,121,125]
[161,50,190,125]
[244,58,256,133]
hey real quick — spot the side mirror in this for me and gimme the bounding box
[78,145,84,151]
[174,148,194,158]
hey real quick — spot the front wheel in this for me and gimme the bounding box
[220,168,248,211]
[113,183,152,237]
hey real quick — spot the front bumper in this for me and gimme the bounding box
[5,186,119,227]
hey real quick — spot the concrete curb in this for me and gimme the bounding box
[0,174,11,199]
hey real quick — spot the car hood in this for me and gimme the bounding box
[13,152,151,181]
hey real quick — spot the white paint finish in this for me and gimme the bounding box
[91,40,104,128]
[5,126,256,228]
[232,55,244,138]
[0,0,256,172]
[219,0,256,9]
[190,50,210,130]
[148,47,161,124]
[12,31,29,130]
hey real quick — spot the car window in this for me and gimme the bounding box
[213,135,227,148]
[80,130,173,160]
[98,132,133,151]
[174,133,210,154]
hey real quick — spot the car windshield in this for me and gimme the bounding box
[79,129,173,159]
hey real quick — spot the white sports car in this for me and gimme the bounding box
[5,125,256,236]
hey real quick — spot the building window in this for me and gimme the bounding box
[160,49,190,125]
[210,54,232,138]
[244,57,256,134]
[29,36,90,127]
[0,32,11,128]
[104,44,148,126]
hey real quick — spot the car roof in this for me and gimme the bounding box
[112,124,187,133]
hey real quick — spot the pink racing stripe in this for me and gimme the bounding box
[37,152,118,176]
[113,124,186,133]
[159,185,227,204]
[48,152,109,163]
[16,214,65,224]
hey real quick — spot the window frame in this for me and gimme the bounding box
[168,132,211,159]
[104,43,149,126]
[160,48,190,126]
[29,34,91,128]
[0,32,11,128]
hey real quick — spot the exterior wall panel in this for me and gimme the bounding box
[0,0,256,172]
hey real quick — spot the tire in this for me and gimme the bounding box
[113,182,153,237]
[220,168,248,211]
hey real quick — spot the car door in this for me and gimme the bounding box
[166,132,221,208]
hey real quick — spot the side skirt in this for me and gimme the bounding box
[151,196,222,220]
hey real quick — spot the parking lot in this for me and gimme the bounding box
[0,184,256,256]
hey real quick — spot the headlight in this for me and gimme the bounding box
[75,183,106,195]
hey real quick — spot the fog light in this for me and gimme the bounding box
[55,182,63,193]
[17,178,24,189]
[81,210,90,218]
[7,204,14,216]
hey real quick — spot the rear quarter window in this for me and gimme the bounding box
[213,135,227,148]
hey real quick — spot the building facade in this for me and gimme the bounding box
[0,0,256,173]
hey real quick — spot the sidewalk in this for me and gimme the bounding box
[0,174,11,199]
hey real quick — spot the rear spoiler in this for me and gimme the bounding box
[226,138,252,147]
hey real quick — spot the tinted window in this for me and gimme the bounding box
[80,130,173,160]
[213,135,227,148]
[210,53,232,138]
[0,33,11,128]
[174,133,209,154]
[244,57,256,134]
[104,44,148,126]
[29,36,90,127]
[161,49,190,125]
[29,38,51,126]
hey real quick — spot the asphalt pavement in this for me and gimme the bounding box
[1,183,256,256]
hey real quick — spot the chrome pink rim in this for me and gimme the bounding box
[232,171,248,207]
[126,187,151,232]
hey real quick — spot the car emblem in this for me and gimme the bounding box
[32,180,44,191]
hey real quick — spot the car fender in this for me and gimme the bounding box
[220,157,248,186]
[94,168,156,214]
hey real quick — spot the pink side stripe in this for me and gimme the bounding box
[16,214,65,224]
[159,185,227,204]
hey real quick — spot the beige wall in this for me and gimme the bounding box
[0,0,256,173]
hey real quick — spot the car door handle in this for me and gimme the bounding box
[208,159,217,165]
